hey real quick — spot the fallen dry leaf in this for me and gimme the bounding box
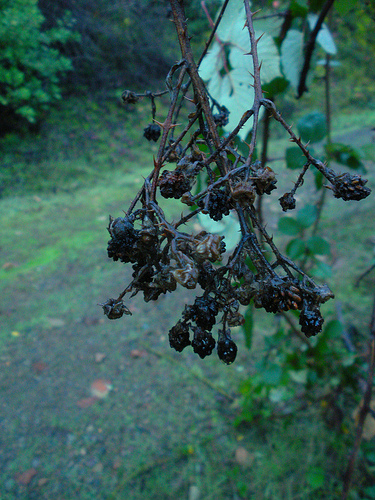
[2,262,18,270]
[90,379,112,398]
[16,468,37,485]
[235,447,254,468]
[46,317,65,328]
[130,349,147,358]
[77,396,99,408]
[32,362,48,373]
[95,353,106,363]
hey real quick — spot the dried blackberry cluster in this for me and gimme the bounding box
[101,1,371,364]
[330,172,371,201]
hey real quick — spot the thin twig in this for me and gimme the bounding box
[297,0,336,97]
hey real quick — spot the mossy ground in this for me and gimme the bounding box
[0,97,374,499]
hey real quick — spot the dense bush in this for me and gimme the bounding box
[38,0,178,92]
[0,0,75,131]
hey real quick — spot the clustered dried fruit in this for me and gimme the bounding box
[330,172,371,201]
[159,168,192,199]
[198,187,232,221]
[103,48,371,366]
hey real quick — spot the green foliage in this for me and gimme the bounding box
[297,112,327,143]
[236,317,360,426]
[0,0,75,128]
[325,142,366,171]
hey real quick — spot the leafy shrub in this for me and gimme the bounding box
[0,0,75,130]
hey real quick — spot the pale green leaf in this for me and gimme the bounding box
[198,43,221,81]
[288,369,308,384]
[281,30,304,90]
[307,14,337,55]
[216,0,247,42]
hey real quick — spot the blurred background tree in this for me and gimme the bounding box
[0,0,76,132]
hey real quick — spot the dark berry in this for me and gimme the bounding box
[331,172,371,201]
[184,295,219,330]
[159,168,192,199]
[100,298,132,320]
[107,217,139,263]
[198,188,231,221]
[217,338,237,364]
[213,106,229,127]
[121,90,139,104]
[169,321,191,352]
[191,327,216,358]
[279,192,296,211]
[144,123,161,142]
[299,299,324,337]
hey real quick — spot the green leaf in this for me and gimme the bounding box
[286,238,306,259]
[262,76,289,98]
[296,205,318,228]
[288,369,308,384]
[261,365,282,385]
[297,112,327,143]
[325,143,365,171]
[306,467,325,489]
[363,486,375,499]
[324,319,343,339]
[278,217,302,236]
[335,0,360,15]
[311,260,332,279]
[307,14,337,55]
[242,304,254,350]
[306,236,330,255]
[199,0,281,140]
[281,30,304,91]
[290,1,308,17]
[285,146,305,170]
[314,169,324,190]
[293,0,308,8]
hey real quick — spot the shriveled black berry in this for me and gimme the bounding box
[144,123,161,142]
[100,298,132,320]
[299,299,324,337]
[169,320,191,352]
[159,168,192,199]
[121,90,139,104]
[331,173,371,201]
[213,106,229,127]
[279,192,296,211]
[191,327,216,358]
[184,295,219,330]
[197,261,216,290]
[198,188,231,221]
[107,217,139,263]
[217,338,237,364]
[253,277,287,313]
